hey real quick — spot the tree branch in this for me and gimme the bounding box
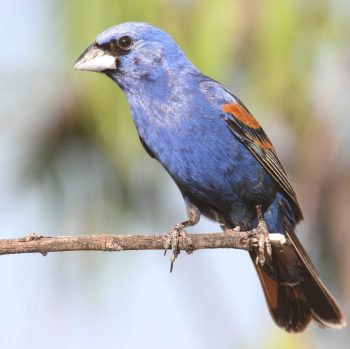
[0,231,262,256]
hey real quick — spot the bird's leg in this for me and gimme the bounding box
[164,200,200,272]
[251,205,272,266]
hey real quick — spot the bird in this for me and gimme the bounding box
[74,22,345,332]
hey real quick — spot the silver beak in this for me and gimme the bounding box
[74,43,117,72]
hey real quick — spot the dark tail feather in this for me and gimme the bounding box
[250,228,346,332]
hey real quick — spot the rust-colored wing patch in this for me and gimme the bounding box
[223,103,260,129]
[222,103,273,151]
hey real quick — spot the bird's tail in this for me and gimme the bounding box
[250,225,346,332]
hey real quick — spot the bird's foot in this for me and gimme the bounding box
[164,222,193,272]
[249,205,272,267]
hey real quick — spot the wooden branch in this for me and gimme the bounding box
[0,231,261,256]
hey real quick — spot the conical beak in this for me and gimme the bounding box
[73,43,117,72]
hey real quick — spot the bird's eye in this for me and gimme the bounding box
[117,35,133,50]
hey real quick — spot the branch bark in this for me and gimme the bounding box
[0,231,259,256]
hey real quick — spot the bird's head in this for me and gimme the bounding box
[74,22,194,90]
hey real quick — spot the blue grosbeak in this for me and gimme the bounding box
[74,22,345,332]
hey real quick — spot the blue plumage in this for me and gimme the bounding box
[74,22,345,332]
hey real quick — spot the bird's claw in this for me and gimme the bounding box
[249,205,272,267]
[164,223,193,272]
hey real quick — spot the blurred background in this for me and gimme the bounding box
[1,0,349,348]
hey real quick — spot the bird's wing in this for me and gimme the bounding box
[199,75,303,221]
[221,98,303,221]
